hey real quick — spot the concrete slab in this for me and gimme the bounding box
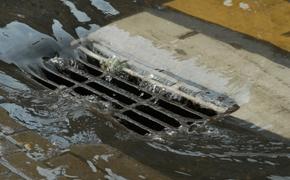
[0,108,27,135]
[166,0,290,52]
[4,152,48,179]
[0,107,170,179]
[12,131,59,160]
[71,144,170,180]
[46,153,106,179]
[84,12,290,139]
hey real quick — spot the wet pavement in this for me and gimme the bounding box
[0,0,290,179]
[0,108,169,179]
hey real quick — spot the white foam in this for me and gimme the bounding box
[223,0,233,7]
[87,160,97,173]
[104,168,127,180]
[61,0,91,22]
[239,2,250,10]
[268,175,290,180]
[36,166,64,180]
[89,0,119,15]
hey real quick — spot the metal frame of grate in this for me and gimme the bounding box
[29,47,237,136]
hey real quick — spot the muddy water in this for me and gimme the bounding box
[0,0,290,179]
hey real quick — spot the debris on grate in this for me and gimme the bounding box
[28,42,239,136]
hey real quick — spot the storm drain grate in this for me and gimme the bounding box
[29,45,239,136]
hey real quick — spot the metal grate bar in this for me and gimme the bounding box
[122,110,165,131]
[28,45,240,136]
[76,58,104,77]
[115,114,155,134]
[131,109,177,129]
[135,105,182,128]
[68,64,208,123]
[29,70,59,90]
[154,99,204,120]
[41,66,75,87]
[157,97,208,119]
[144,102,201,126]
[86,81,136,105]
[41,65,128,108]
[66,66,151,103]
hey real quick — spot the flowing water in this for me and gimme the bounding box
[0,0,290,179]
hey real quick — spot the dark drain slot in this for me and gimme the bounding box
[74,87,123,109]
[123,110,165,131]
[157,99,203,119]
[65,69,88,83]
[86,56,101,68]
[118,119,150,135]
[108,78,152,99]
[185,101,217,117]
[87,82,136,105]
[74,87,94,96]
[41,68,75,87]
[30,74,57,90]
[136,105,181,128]
[82,63,103,77]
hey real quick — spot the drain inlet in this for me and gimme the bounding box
[28,44,239,136]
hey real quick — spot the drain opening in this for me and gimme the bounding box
[136,105,181,128]
[74,87,94,96]
[156,99,202,119]
[77,60,103,77]
[41,68,75,87]
[30,72,58,90]
[28,46,239,136]
[123,110,165,131]
[87,82,136,105]
[74,87,123,109]
[86,55,102,68]
[106,78,152,99]
[118,118,150,135]
[186,121,194,125]
[64,69,88,83]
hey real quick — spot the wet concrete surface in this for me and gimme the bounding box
[0,0,290,179]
